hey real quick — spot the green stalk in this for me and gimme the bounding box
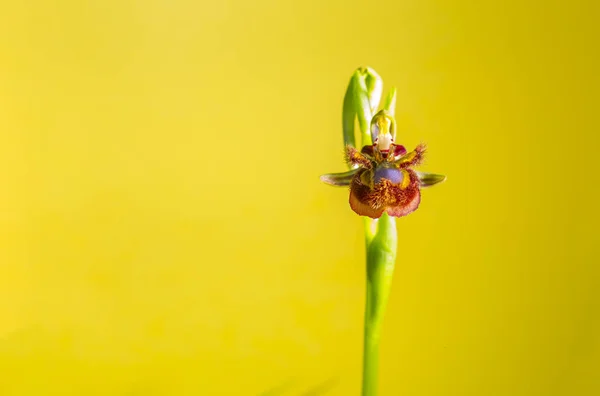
[342,67,399,395]
[362,213,397,395]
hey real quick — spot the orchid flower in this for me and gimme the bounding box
[321,103,445,218]
[320,67,445,395]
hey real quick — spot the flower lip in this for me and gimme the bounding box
[374,166,403,184]
[349,168,422,219]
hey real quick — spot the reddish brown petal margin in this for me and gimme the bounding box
[348,168,422,219]
[385,188,420,217]
[349,171,385,218]
[384,170,421,217]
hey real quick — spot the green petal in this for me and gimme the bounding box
[416,172,447,187]
[320,168,360,186]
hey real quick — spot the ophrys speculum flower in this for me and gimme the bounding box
[320,67,445,396]
[321,109,445,218]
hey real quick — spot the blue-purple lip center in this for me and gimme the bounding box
[374,166,403,184]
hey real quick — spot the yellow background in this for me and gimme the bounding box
[1,1,599,395]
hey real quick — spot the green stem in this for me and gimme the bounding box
[362,214,397,396]
[362,281,380,396]
[342,67,398,395]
